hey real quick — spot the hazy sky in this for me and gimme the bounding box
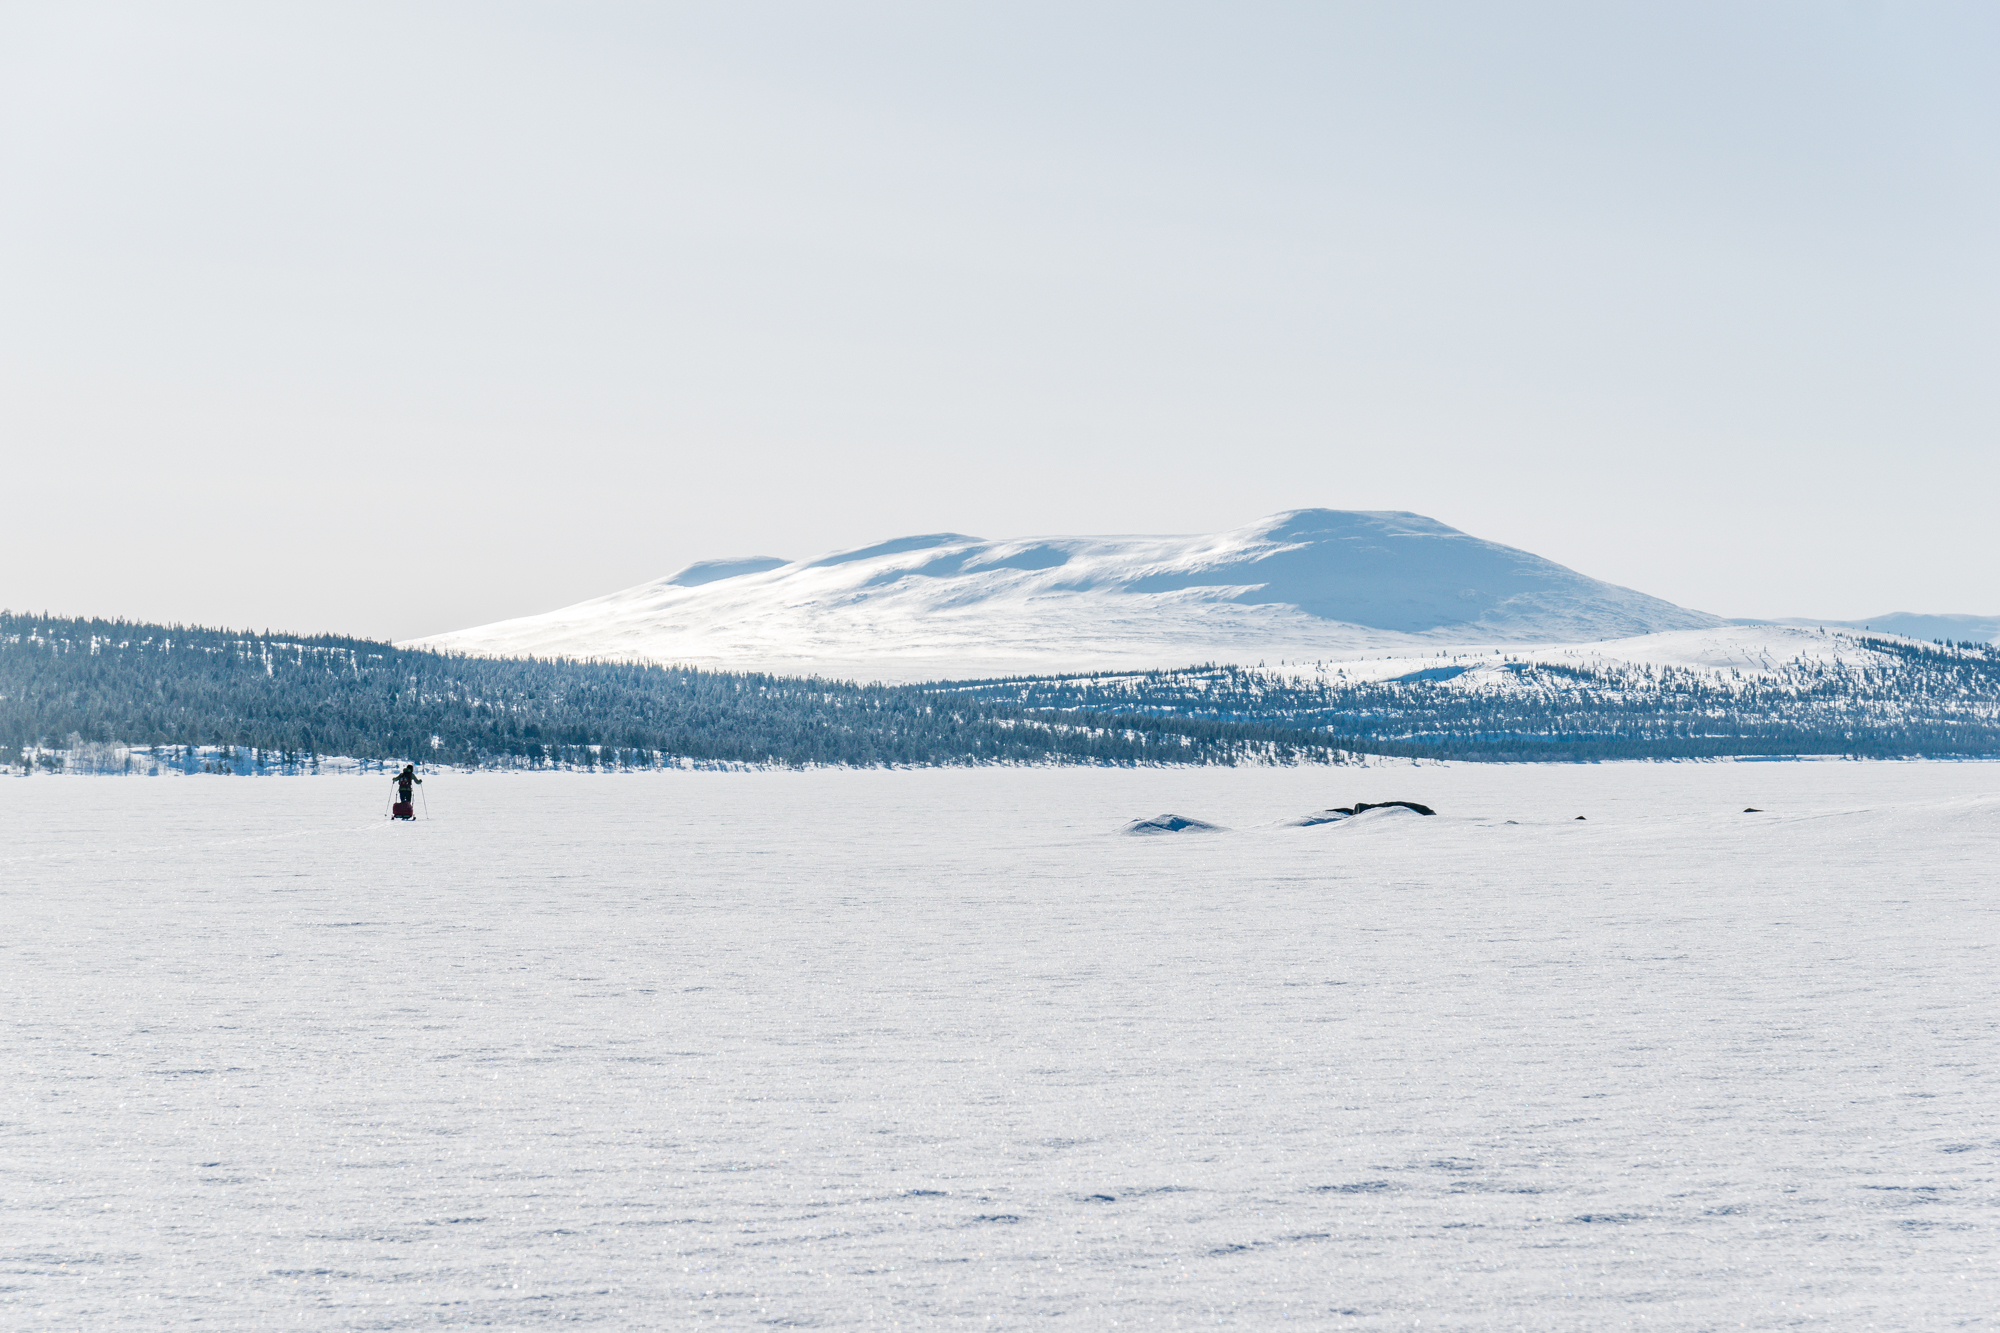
[5,1,1995,641]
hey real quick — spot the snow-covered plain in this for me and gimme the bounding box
[5,764,1996,1329]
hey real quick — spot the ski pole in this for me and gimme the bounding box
[420,782,430,821]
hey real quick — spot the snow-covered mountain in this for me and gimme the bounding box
[409,510,1728,681]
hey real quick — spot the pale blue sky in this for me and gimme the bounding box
[4,1,1994,640]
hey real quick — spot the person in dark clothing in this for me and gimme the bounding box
[392,764,421,819]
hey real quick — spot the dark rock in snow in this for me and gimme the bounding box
[1285,808,1356,826]
[1121,813,1226,835]
[1284,800,1436,826]
[1743,807,1763,812]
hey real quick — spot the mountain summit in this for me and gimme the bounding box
[408,509,1724,680]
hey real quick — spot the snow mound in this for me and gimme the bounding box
[1121,813,1227,835]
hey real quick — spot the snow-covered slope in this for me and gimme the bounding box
[1290,624,1912,688]
[409,510,1727,680]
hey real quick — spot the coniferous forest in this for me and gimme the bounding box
[0,614,1350,770]
[935,642,2000,761]
[8,612,2000,771]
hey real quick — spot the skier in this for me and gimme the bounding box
[391,764,422,820]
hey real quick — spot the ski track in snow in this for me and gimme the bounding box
[3,765,1997,1329]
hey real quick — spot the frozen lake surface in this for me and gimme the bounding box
[4,763,1996,1329]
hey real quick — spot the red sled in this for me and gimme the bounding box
[392,801,414,820]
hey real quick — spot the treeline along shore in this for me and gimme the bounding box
[0,614,1353,771]
[8,613,1999,771]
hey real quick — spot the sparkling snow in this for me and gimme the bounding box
[5,763,1996,1328]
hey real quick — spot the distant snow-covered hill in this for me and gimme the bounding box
[408,510,1726,680]
[1735,611,2000,645]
